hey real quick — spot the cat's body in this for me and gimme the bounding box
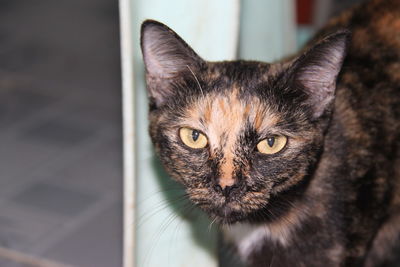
[140,0,400,266]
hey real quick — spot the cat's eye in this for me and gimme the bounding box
[179,127,208,149]
[257,136,287,154]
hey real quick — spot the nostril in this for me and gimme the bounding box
[214,184,223,193]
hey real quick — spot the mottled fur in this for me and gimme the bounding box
[140,0,400,266]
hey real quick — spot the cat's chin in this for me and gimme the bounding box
[207,204,251,225]
[204,192,297,225]
[210,212,247,225]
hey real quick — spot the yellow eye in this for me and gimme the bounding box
[179,127,208,149]
[257,136,287,154]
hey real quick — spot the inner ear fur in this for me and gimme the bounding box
[290,30,350,119]
[140,20,205,107]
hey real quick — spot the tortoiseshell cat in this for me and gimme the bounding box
[140,0,400,266]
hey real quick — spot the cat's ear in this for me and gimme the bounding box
[291,30,350,119]
[140,20,204,107]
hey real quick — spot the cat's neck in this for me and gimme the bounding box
[222,200,310,260]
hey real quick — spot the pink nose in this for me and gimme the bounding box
[218,176,235,189]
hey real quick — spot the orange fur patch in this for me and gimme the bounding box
[182,88,279,188]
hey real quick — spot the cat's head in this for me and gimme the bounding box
[140,20,349,224]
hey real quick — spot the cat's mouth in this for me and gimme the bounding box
[189,195,249,224]
[188,188,272,224]
[194,190,294,225]
[207,200,253,224]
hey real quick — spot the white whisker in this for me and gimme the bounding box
[186,65,204,98]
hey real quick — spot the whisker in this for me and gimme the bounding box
[147,215,178,266]
[208,216,218,233]
[186,65,204,98]
[136,194,189,228]
[142,202,193,267]
[136,186,186,206]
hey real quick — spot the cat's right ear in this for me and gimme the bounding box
[290,30,350,119]
[140,20,204,107]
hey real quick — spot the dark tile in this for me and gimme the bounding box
[0,229,25,251]
[0,257,30,267]
[43,202,122,267]
[0,0,21,15]
[12,183,98,216]
[0,42,50,72]
[20,119,97,146]
[54,139,122,195]
[0,207,59,251]
[0,88,55,127]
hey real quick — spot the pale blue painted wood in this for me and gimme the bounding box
[239,0,296,61]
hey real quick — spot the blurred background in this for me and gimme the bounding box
[0,0,122,266]
[0,0,362,267]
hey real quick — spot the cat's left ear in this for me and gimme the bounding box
[140,20,205,107]
[291,30,350,119]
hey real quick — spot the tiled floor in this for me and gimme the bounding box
[0,0,122,266]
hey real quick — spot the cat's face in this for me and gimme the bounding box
[141,20,348,224]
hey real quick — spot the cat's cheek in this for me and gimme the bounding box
[248,157,294,192]
[162,149,210,185]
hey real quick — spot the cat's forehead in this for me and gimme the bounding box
[182,87,279,139]
[204,61,282,85]
[181,61,283,131]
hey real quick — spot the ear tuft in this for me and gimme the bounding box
[292,30,350,118]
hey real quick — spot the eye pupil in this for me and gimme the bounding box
[179,127,208,149]
[267,137,275,147]
[256,135,287,154]
[192,130,200,141]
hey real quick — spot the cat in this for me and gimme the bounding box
[139,0,400,266]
